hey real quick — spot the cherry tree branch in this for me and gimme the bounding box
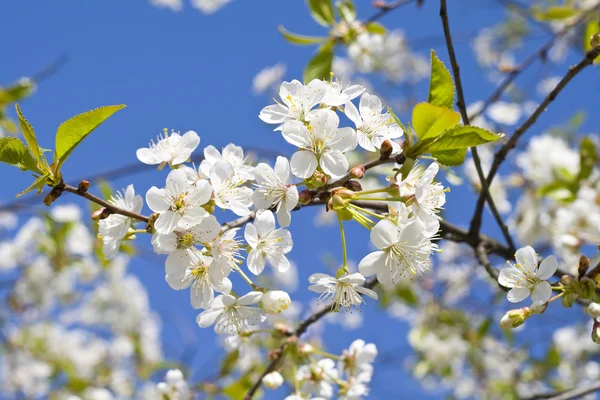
[469,3,600,121]
[439,0,516,251]
[365,0,421,24]
[470,44,600,236]
[61,182,150,223]
[524,381,600,400]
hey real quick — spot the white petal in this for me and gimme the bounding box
[358,251,386,277]
[154,211,181,235]
[370,220,398,249]
[259,104,290,125]
[498,267,523,288]
[254,210,275,235]
[531,281,552,305]
[237,291,263,306]
[290,150,318,178]
[507,287,530,303]
[536,255,558,281]
[320,150,348,177]
[247,248,266,275]
[197,307,222,328]
[145,187,169,213]
[515,246,537,274]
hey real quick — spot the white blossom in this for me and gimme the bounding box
[196,292,266,334]
[296,358,339,399]
[210,160,254,216]
[136,130,200,167]
[99,185,143,259]
[260,290,292,314]
[244,210,293,275]
[345,92,403,152]
[146,169,212,234]
[262,371,284,389]
[259,79,326,129]
[498,246,558,305]
[252,156,299,227]
[283,109,357,178]
[358,219,435,284]
[200,144,255,182]
[321,79,364,107]
[308,272,378,312]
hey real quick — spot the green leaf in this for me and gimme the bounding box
[422,125,504,153]
[337,0,356,22]
[365,22,386,35]
[411,102,460,140]
[16,173,50,198]
[15,104,42,167]
[278,25,328,45]
[0,137,40,172]
[219,350,240,377]
[584,18,600,64]
[431,148,468,166]
[55,104,126,169]
[304,44,334,83]
[427,50,455,110]
[578,136,597,182]
[0,79,35,107]
[307,0,335,27]
[532,5,577,21]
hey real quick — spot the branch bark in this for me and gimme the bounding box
[470,45,600,236]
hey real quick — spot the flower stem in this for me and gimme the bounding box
[348,203,385,220]
[354,187,391,196]
[548,292,565,303]
[337,214,348,271]
[351,196,403,202]
[234,265,258,291]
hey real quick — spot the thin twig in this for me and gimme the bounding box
[365,0,420,24]
[523,381,600,400]
[62,183,150,223]
[470,45,600,235]
[469,3,600,121]
[439,0,516,251]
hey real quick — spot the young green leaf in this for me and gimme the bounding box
[584,18,600,64]
[422,125,504,153]
[0,137,41,172]
[578,136,597,182]
[307,0,335,27]
[428,50,455,110]
[532,5,577,21]
[278,25,328,45]
[304,44,334,83]
[365,22,386,35]
[16,173,50,198]
[0,79,35,107]
[55,104,126,169]
[15,104,42,167]
[430,148,468,166]
[412,102,460,140]
[337,0,356,22]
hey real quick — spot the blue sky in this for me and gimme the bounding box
[1,0,599,398]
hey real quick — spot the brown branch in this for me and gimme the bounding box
[470,45,600,235]
[439,0,516,251]
[61,182,150,223]
[365,0,421,24]
[523,381,600,400]
[469,3,600,121]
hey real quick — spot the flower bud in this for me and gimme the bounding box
[562,293,578,308]
[262,371,284,389]
[579,255,591,278]
[350,165,365,179]
[77,180,90,194]
[500,307,530,329]
[581,277,597,300]
[260,290,291,314]
[92,207,112,220]
[588,303,600,319]
[591,32,600,48]
[298,343,314,355]
[380,140,394,159]
[298,190,313,205]
[344,180,363,192]
[592,320,600,344]
[561,275,573,286]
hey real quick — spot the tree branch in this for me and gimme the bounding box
[469,3,600,121]
[61,182,150,223]
[524,381,600,400]
[470,45,600,235]
[366,0,421,24]
[439,0,516,251]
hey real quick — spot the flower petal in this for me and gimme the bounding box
[536,255,558,281]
